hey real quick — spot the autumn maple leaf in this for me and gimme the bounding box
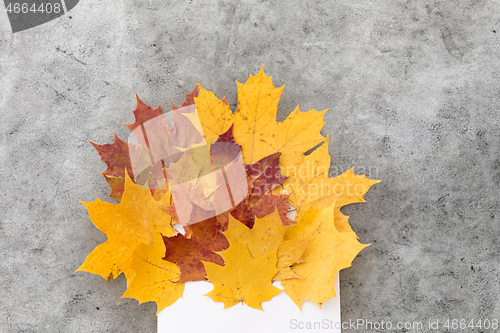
[232,67,327,165]
[89,133,138,201]
[281,203,368,309]
[162,216,229,283]
[279,137,380,233]
[225,209,285,259]
[122,232,184,315]
[76,173,174,281]
[203,234,282,310]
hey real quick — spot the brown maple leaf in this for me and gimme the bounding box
[172,84,199,110]
[162,216,229,282]
[210,124,241,168]
[252,192,294,226]
[90,133,140,200]
[125,94,164,132]
[90,132,137,179]
[229,153,290,228]
[245,152,288,206]
[98,90,207,201]
[92,95,169,201]
[208,125,291,228]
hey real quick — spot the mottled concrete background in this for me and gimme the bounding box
[1,0,500,332]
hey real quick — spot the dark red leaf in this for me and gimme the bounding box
[252,193,295,226]
[172,84,199,110]
[215,124,236,144]
[162,217,229,282]
[90,132,138,179]
[245,153,288,206]
[125,95,164,132]
[230,200,254,228]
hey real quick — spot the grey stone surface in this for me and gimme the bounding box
[1,0,500,332]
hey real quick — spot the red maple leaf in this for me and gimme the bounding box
[162,216,229,282]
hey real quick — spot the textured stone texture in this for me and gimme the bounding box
[1,0,499,332]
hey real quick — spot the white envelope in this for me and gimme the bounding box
[158,274,340,333]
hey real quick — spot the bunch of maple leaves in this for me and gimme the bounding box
[77,68,379,314]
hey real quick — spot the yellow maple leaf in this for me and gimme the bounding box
[203,235,282,310]
[76,173,174,281]
[122,232,184,315]
[280,137,380,233]
[194,84,233,143]
[279,135,331,177]
[287,169,380,233]
[273,238,313,281]
[281,203,368,310]
[224,209,285,258]
[233,66,327,164]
